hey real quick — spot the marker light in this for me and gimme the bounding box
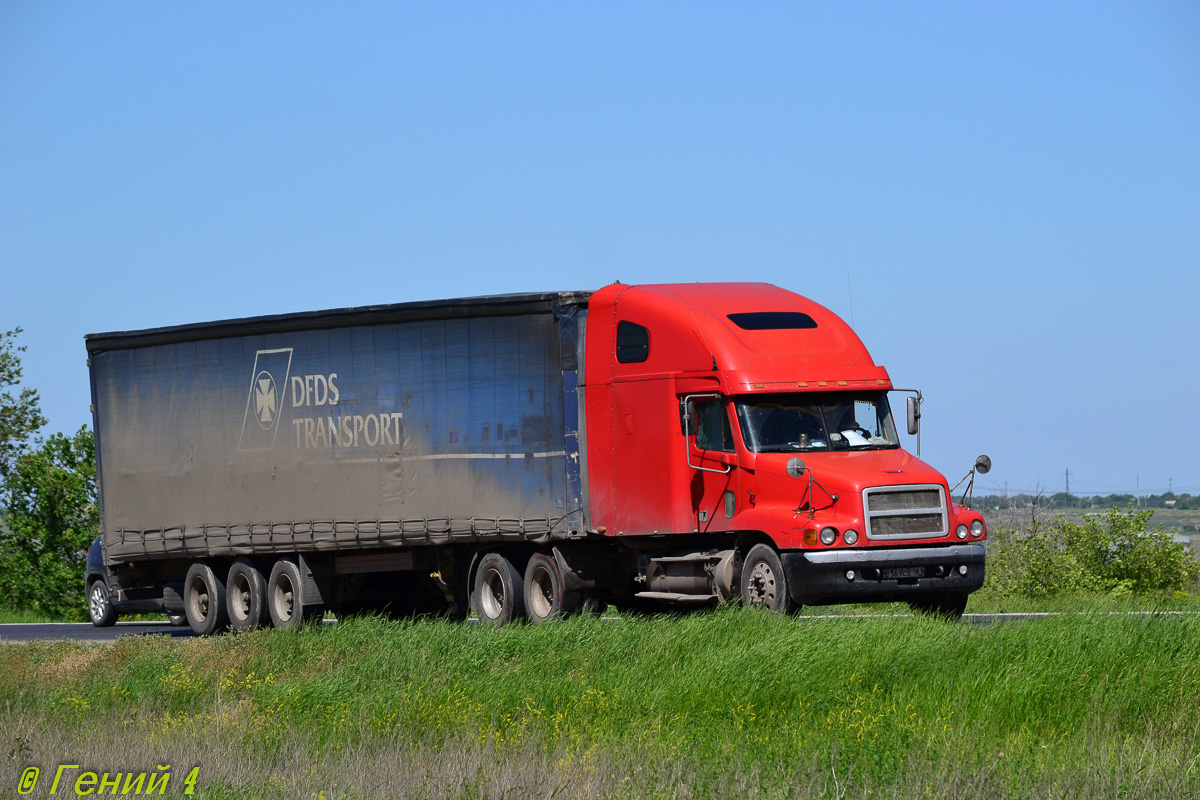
[956,524,969,540]
[845,570,856,581]
[819,527,838,545]
[958,565,968,575]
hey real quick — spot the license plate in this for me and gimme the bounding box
[882,567,924,579]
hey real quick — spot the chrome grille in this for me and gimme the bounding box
[863,485,947,540]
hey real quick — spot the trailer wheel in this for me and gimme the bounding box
[268,558,322,630]
[87,580,117,627]
[184,562,230,636]
[907,594,967,621]
[226,559,268,632]
[472,552,525,625]
[524,553,571,624]
[740,544,799,614]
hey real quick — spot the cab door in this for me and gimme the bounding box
[682,394,740,531]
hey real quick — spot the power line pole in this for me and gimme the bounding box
[1064,468,1071,496]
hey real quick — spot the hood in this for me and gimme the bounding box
[747,448,947,499]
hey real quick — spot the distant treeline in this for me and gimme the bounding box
[971,492,1199,511]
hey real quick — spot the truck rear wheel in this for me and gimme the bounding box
[472,552,525,625]
[740,544,799,614]
[184,562,229,636]
[227,559,268,632]
[524,552,575,624]
[268,558,321,630]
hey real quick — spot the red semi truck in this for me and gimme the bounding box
[85,282,988,632]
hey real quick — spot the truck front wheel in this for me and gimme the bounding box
[740,544,800,614]
[473,552,525,625]
[184,562,229,636]
[907,594,968,621]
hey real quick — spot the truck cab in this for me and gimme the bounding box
[583,282,986,616]
[85,282,986,633]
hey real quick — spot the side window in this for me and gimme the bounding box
[694,398,734,453]
[616,320,649,364]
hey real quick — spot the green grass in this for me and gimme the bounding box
[2,608,1199,798]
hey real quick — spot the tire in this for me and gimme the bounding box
[268,558,322,630]
[908,594,968,621]
[87,579,118,627]
[524,552,572,624]
[226,559,268,632]
[184,562,230,636]
[578,593,608,616]
[472,552,525,625]
[740,544,800,614]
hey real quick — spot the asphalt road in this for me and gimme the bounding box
[4,611,1195,643]
[0,621,197,643]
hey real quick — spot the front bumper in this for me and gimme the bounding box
[781,543,985,605]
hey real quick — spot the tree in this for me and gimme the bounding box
[0,427,98,619]
[0,328,47,500]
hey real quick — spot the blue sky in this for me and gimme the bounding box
[2,2,1197,497]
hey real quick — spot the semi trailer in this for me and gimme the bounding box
[84,282,989,632]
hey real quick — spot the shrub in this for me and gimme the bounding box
[981,506,1199,601]
[0,427,97,620]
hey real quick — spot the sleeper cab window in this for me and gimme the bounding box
[616,320,649,364]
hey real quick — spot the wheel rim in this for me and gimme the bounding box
[480,568,506,619]
[529,565,554,618]
[231,574,251,621]
[747,561,778,607]
[89,584,107,620]
[188,575,210,622]
[273,575,295,622]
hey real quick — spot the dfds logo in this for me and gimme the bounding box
[239,349,293,451]
[253,371,280,428]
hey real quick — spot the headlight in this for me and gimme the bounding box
[970,519,985,538]
[843,529,859,545]
[956,524,968,540]
[819,527,838,545]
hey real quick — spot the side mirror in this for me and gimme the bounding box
[974,454,992,475]
[679,399,697,436]
[786,457,807,478]
[906,396,920,436]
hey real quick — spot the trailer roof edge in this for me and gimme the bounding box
[85,290,594,352]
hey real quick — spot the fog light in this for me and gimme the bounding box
[970,519,985,538]
[819,527,838,545]
[956,524,968,539]
[844,529,859,545]
[958,565,968,575]
[846,570,855,581]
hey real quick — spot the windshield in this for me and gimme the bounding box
[734,392,900,453]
